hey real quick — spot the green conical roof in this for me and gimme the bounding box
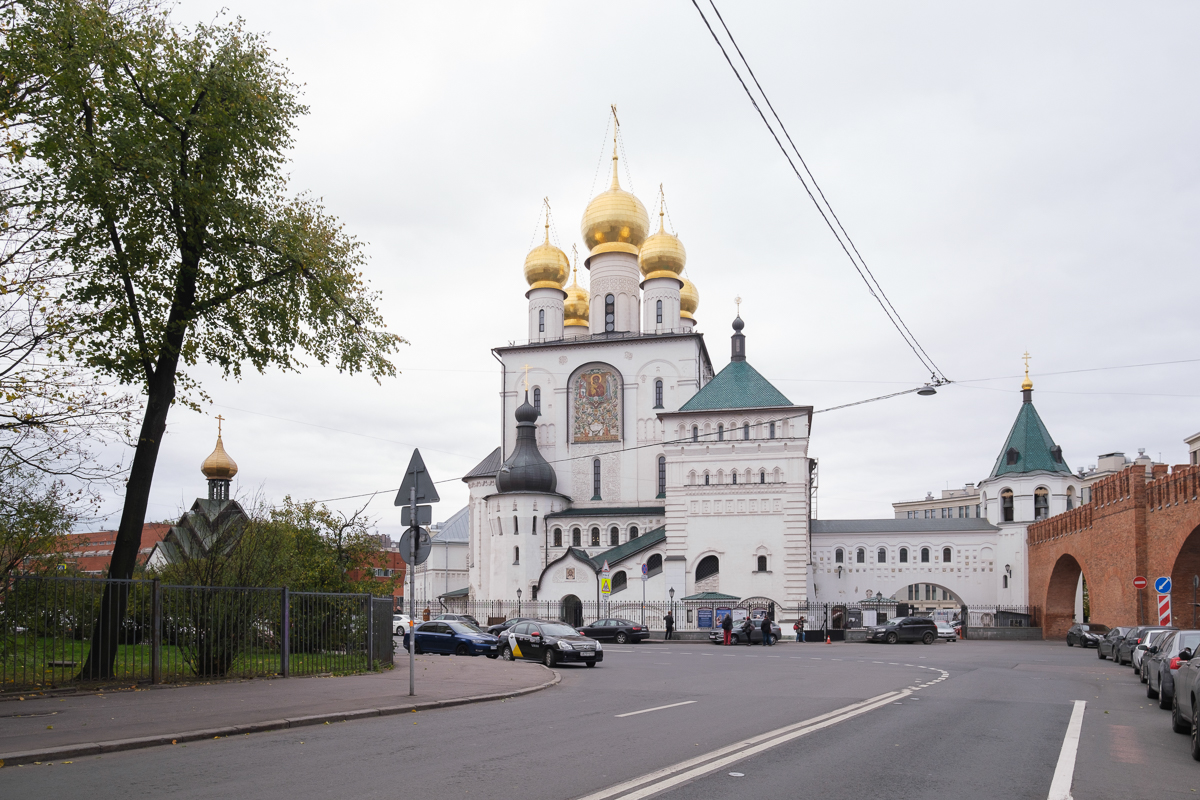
[679,360,792,412]
[988,395,1071,478]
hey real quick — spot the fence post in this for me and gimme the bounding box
[281,586,290,678]
[151,579,162,684]
[365,594,375,672]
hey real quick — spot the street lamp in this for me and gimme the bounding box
[836,565,843,578]
[516,587,522,616]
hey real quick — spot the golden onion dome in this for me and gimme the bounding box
[580,141,648,255]
[201,434,238,481]
[523,220,569,290]
[679,275,699,320]
[563,265,590,327]
[639,209,686,280]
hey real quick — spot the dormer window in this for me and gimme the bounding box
[1051,445,1063,464]
[1006,447,1019,466]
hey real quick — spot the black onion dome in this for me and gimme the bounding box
[497,392,557,494]
[732,316,744,331]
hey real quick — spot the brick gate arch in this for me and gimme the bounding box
[1029,464,1200,639]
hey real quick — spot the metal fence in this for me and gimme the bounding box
[0,576,395,693]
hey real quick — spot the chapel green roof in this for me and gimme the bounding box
[585,526,666,570]
[988,395,1072,478]
[680,591,740,601]
[678,360,792,412]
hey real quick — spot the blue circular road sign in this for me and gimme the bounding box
[1155,576,1172,593]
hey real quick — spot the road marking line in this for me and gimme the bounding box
[1047,700,1086,800]
[576,691,906,800]
[615,701,697,718]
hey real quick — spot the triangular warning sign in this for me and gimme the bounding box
[395,449,440,505]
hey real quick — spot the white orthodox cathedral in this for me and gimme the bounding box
[459,128,1077,621]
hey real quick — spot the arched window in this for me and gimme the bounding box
[513,516,519,535]
[572,527,581,547]
[533,387,541,412]
[610,526,619,546]
[878,547,887,563]
[769,421,776,439]
[920,547,930,563]
[689,471,696,485]
[942,547,952,563]
[514,546,519,564]
[538,308,544,333]
[731,471,737,485]
[1034,487,1049,520]
[856,548,865,563]
[1001,489,1014,522]
[704,472,710,486]
[553,528,562,547]
[696,555,719,582]
[654,379,664,408]
[716,469,724,484]
[718,424,724,442]
[532,516,537,536]
[590,527,600,547]
[604,293,615,332]
[656,299,663,324]
[1066,486,1075,511]
[899,547,908,563]
[647,553,662,575]
[657,456,666,497]
[593,459,602,500]
[757,555,768,572]
[612,570,627,592]
[692,425,698,442]
[629,525,639,540]
[760,470,765,484]
[834,548,844,564]
[743,423,750,440]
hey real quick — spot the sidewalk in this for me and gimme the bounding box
[0,655,556,766]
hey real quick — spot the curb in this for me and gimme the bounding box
[0,667,561,768]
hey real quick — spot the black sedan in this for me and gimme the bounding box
[868,616,938,645]
[576,618,649,644]
[1098,626,1135,660]
[707,618,783,645]
[1116,626,1170,665]
[404,620,500,657]
[499,619,602,667]
[487,616,534,637]
[1066,622,1109,648]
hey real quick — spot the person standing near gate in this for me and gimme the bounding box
[760,615,773,646]
[721,611,733,645]
[664,611,675,641]
[795,616,806,643]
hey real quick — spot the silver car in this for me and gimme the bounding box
[935,622,957,642]
[1132,628,1173,673]
[1169,641,1200,745]
[1146,630,1200,710]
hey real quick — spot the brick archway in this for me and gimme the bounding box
[1169,524,1200,628]
[1044,554,1084,639]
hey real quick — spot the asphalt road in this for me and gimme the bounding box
[3,638,1197,798]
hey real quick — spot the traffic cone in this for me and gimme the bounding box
[825,635,831,644]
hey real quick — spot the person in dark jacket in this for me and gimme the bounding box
[741,617,755,646]
[760,616,773,646]
[721,612,733,645]
[664,612,675,641]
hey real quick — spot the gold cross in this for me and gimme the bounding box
[523,364,530,392]
[215,414,225,436]
[735,296,742,315]
[1022,351,1031,378]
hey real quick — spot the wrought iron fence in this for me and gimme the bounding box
[964,605,1040,628]
[0,576,395,693]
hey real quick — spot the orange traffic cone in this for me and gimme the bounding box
[825,635,831,644]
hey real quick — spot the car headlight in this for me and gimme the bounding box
[557,640,574,651]
[594,642,602,651]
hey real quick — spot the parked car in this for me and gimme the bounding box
[935,622,957,642]
[393,613,415,636]
[867,616,939,645]
[1139,630,1176,681]
[499,619,602,667]
[1130,628,1175,672]
[434,613,481,627]
[1117,627,1165,665]
[707,618,783,645]
[487,616,534,637]
[1146,630,1200,709]
[1169,641,1200,739]
[404,620,499,657]
[1065,622,1109,648]
[576,618,649,644]
[1098,626,1135,660]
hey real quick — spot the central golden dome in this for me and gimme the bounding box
[201,435,238,481]
[563,265,589,327]
[638,209,686,281]
[680,275,700,320]
[581,142,648,254]
[523,221,569,290]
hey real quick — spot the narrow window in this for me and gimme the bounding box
[943,547,952,563]
[1034,487,1049,520]
[590,527,600,547]
[769,422,776,439]
[900,547,908,563]
[692,425,698,442]
[572,527,581,547]
[658,456,666,497]
[593,458,602,500]
[654,379,664,408]
[629,525,639,540]
[743,423,750,440]
[920,547,930,563]
[533,387,541,412]
[610,526,619,546]
[532,515,537,536]
[834,548,844,563]
[1001,489,1014,522]
[878,547,886,563]
[656,299,663,324]
[718,424,724,442]
[731,471,737,485]
[757,555,767,572]
[856,548,865,564]
[759,470,765,484]
[1066,486,1075,511]
[513,515,519,535]
[514,546,520,564]
[538,308,544,333]
[704,473,710,486]
[604,293,615,332]
[1002,575,1009,589]
[553,528,562,547]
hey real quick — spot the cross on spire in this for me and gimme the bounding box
[215,414,225,436]
[1022,350,1031,377]
[735,296,742,315]
[523,364,531,392]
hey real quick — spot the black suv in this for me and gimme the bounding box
[868,616,938,645]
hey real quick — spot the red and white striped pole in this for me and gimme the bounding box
[1158,593,1172,627]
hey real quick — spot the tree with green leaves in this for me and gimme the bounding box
[2,1,402,678]
[0,466,77,586]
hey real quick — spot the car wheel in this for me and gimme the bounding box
[1098,648,1105,660]
[455,644,469,656]
[1148,679,1159,699]
[616,632,628,645]
[1160,684,1173,711]
[501,645,514,661]
[1191,699,1200,761]
[544,649,557,668]
[585,661,596,668]
[1173,693,1191,734]
[1067,639,1074,647]
[731,634,740,645]
[886,632,898,645]
[1141,665,1148,684]
[922,632,935,645]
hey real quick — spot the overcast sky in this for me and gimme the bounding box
[89,1,1200,538]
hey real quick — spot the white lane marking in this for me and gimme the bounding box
[614,700,700,719]
[1047,701,1086,800]
[576,691,906,800]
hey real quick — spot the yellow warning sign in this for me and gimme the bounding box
[600,578,612,596]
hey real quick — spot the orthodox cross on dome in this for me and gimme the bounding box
[1023,351,1031,375]
[542,197,552,244]
[735,296,742,315]
[1021,351,1034,396]
[215,414,224,436]
[523,364,531,392]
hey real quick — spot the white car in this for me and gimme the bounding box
[393,613,415,636]
[936,622,957,642]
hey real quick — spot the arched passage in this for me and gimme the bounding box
[1046,554,1084,639]
[560,594,583,628]
[889,582,965,609]
[1171,524,1200,629]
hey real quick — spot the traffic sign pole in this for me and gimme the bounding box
[409,486,416,697]
[1158,593,1172,627]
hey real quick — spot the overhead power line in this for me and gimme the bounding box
[690,0,949,385]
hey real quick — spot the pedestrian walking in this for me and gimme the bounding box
[741,616,755,646]
[721,611,733,646]
[760,616,773,646]
[795,616,806,643]
[664,611,675,641]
